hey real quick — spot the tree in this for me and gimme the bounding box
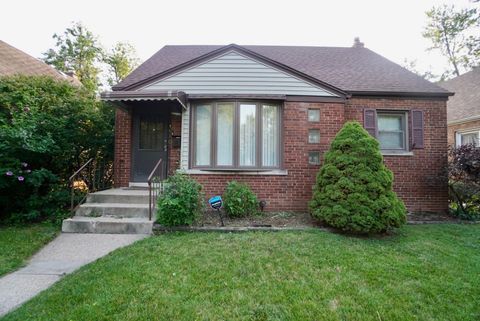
[0,75,114,222]
[423,5,479,78]
[402,58,438,81]
[103,42,139,87]
[309,122,406,234]
[43,22,103,92]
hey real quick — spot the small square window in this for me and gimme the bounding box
[308,109,320,122]
[308,129,320,144]
[308,151,321,165]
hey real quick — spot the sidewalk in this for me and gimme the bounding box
[0,233,147,317]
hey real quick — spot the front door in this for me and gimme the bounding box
[132,113,168,182]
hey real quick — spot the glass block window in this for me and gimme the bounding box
[308,129,320,144]
[308,151,321,165]
[308,109,320,122]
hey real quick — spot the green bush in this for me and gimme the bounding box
[223,181,258,218]
[0,75,114,223]
[309,121,406,234]
[156,173,204,226]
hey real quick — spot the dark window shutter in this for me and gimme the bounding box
[363,109,377,137]
[411,110,424,149]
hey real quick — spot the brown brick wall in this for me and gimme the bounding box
[114,98,449,213]
[345,98,448,213]
[114,109,132,187]
[447,120,480,146]
[189,102,344,211]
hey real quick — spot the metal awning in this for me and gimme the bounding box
[100,90,187,109]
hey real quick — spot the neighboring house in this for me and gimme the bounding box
[0,40,79,84]
[439,68,480,147]
[101,40,452,213]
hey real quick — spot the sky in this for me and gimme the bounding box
[0,0,475,77]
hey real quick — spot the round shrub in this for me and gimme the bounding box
[223,181,258,217]
[309,121,406,234]
[157,173,204,226]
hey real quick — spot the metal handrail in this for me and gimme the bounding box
[147,158,163,221]
[70,158,93,214]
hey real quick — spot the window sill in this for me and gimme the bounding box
[182,169,288,176]
[381,151,414,157]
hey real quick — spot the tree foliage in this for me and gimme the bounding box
[423,4,479,79]
[43,22,103,92]
[43,22,140,91]
[309,122,406,234]
[103,42,140,87]
[0,76,114,222]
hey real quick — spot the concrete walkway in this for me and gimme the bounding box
[0,233,147,317]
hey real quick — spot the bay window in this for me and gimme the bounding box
[192,101,282,169]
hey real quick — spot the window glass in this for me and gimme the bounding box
[195,105,212,166]
[308,109,320,122]
[216,103,235,166]
[308,151,320,165]
[461,132,479,146]
[308,129,320,144]
[239,104,256,166]
[262,105,279,167]
[378,114,405,150]
[139,120,163,150]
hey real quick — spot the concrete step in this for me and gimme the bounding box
[86,188,150,204]
[62,216,153,234]
[76,203,150,218]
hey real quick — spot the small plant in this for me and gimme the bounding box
[223,181,258,218]
[156,173,204,226]
[309,122,406,234]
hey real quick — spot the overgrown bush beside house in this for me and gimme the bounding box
[309,122,406,234]
[0,75,114,223]
[449,144,480,220]
[156,173,204,226]
[223,181,259,218]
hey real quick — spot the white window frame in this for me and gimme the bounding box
[455,129,480,147]
[376,111,409,153]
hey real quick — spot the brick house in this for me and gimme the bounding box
[101,41,452,214]
[439,68,480,147]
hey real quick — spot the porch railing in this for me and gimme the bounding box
[147,158,164,221]
[69,158,113,215]
[68,158,93,215]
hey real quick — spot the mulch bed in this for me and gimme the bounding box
[153,211,474,234]
[194,210,322,228]
[194,211,468,228]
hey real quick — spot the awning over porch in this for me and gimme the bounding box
[100,90,187,109]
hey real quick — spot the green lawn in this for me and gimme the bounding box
[0,224,58,276]
[2,224,480,321]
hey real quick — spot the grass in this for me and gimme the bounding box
[0,223,58,276]
[2,224,480,321]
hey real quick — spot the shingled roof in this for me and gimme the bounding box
[114,44,450,97]
[439,68,480,123]
[0,40,79,84]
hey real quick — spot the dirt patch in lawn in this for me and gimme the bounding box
[194,211,322,228]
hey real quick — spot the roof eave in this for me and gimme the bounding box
[348,90,454,99]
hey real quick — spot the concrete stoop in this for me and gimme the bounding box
[62,188,154,234]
